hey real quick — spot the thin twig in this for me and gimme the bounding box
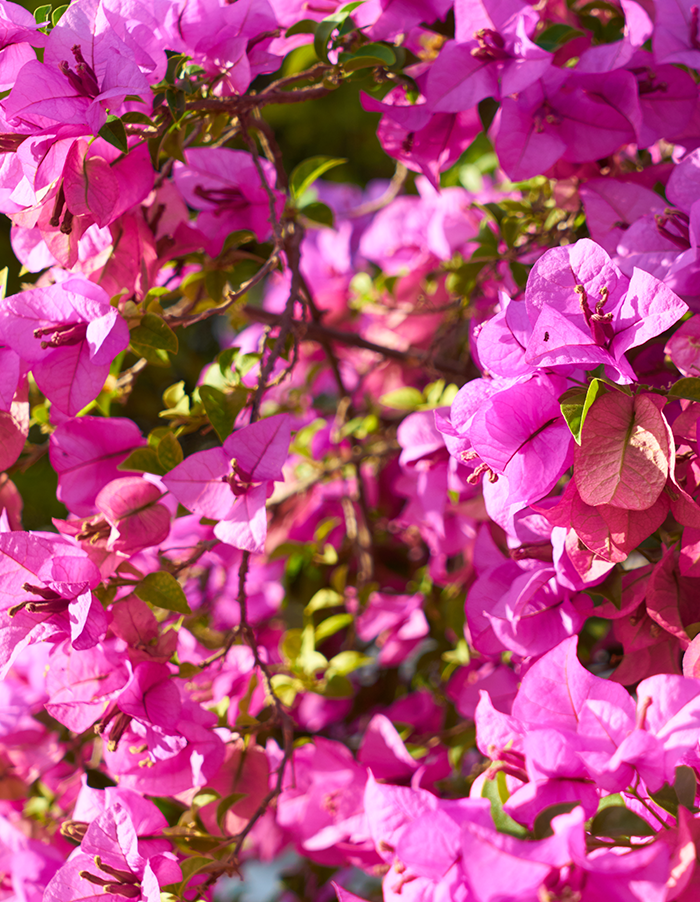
[347,162,408,218]
[164,252,281,327]
[242,305,469,378]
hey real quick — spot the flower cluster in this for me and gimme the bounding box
[2,1,700,901]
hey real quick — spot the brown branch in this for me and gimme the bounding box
[241,305,469,378]
[163,252,281,327]
[261,63,333,95]
[186,82,331,115]
[347,162,408,218]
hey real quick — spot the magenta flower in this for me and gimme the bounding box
[44,800,181,902]
[0,531,105,677]
[362,88,482,190]
[272,736,380,869]
[523,239,687,379]
[0,277,129,415]
[5,0,154,136]
[49,415,146,516]
[425,0,551,112]
[493,69,640,180]
[173,148,284,256]
[356,591,428,666]
[163,413,291,553]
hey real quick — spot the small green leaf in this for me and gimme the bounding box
[668,377,700,402]
[34,4,51,26]
[481,772,529,838]
[586,565,622,610]
[532,802,578,839]
[199,385,246,442]
[218,346,240,375]
[339,43,396,70]
[117,447,165,476]
[559,378,606,445]
[649,782,679,818]
[305,588,343,615]
[192,789,220,809]
[534,24,585,52]
[216,793,247,834]
[675,765,698,811]
[379,387,424,410]
[590,806,655,837]
[135,571,191,614]
[156,433,183,471]
[315,613,353,644]
[129,342,170,367]
[166,87,186,120]
[52,4,69,26]
[326,650,371,676]
[165,52,187,84]
[301,201,335,228]
[162,382,187,410]
[314,18,340,62]
[324,673,353,697]
[121,110,154,125]
[130,313,179,353]
[290,156,347,201]
[286,18,317,36]
[98,115,128,154]
[509,261,529,288]
[177,857,217,892]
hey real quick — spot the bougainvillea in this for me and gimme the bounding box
[4,0,700,900]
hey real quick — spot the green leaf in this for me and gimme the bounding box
[315,613,353,644]
[130,313,179,353]
[668,377,700,402]
[117,447,165,476]
[289,156,347,201]
[649,782,679,818]
[129,342,170,367]
[339,43,396,70]
[559,377,606,445]
[177,857,217,892]
[379,387,423,410]
[216,793,247,834]
[324,673,354,697]
[534,24,585,52]
[313,5,365,62]
[586,565,622,610]
[98,115,129,154]
[191,789,220,809]
[675,765,698,811]
[121,110,154,125]
[286,18,317,36]
[199,385,246,442]
[165,52,187,84]
[52,4,69,26]
[590,806,655,837]
[166,87,186,120]
[532,802,579,839]
[305,588,343,615]
[509,261,529,288]
[326,650,372,676]
[218,346,240,375]
[156,433,183,471]
[135,571,191,614]
[480,772,529,838]
[301,201,335,228]
[297,624,328,675]
[34,4,51,26]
